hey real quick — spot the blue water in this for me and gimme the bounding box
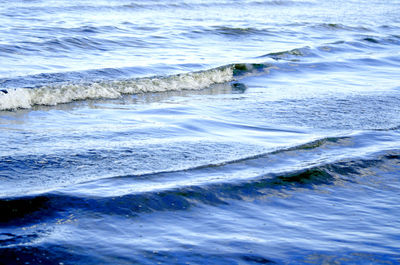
[1,0,400,264]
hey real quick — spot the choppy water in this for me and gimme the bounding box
[1,0,400,264]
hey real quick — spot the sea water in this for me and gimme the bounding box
[1,0,400,264]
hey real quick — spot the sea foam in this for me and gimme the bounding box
[0,66,234,110]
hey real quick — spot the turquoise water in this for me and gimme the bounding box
[1,0,400,264]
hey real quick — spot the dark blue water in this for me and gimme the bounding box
[1,0,400,264]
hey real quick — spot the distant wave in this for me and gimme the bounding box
[3,0,316,15]
[121,0,315,10]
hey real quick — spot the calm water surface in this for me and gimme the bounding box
[1,0,400,264]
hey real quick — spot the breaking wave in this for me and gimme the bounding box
[0,67,234,110]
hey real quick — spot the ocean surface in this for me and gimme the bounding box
[1,0,400,264]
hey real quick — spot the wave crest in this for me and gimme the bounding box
[0,67,233,110]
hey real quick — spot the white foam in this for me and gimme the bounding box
[0,66,234,110]
[0,88,32,110]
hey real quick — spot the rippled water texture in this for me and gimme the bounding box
[1,0,400,264]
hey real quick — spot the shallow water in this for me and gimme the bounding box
[1,0,400,264]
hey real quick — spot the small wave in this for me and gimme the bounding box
[248,0,316,6]
[0,168,337,225]
[8,36,123,55]
[2,149,399,226]
[373,125,400,132]
[209,26,273,37]
[0,67,233,110]
[122,0,314,10]
[258,33,400,62]
[258,47,317,61]
[311,23,373,32]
